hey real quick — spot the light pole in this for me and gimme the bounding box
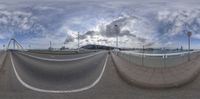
[49,41,52,50]
[95,36,97,50]
[187,31,192,61]
[142,45,144,66]
[78,32,80,52]
[115,25,119,49]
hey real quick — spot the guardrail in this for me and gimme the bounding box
[113,50,200,67]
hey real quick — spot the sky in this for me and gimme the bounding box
[0,0,200,49]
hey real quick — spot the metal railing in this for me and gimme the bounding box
[113,50,200,67]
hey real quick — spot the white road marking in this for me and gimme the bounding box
[17,51,104,62]
[10,53,108,93]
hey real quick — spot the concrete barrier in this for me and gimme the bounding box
[0,51,7,70]
[111,53,200,88]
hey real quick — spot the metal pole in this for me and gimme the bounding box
[117,35,118,48]
[95,37,97,50]
[188,35,190,61]
[142,45,144,66]
[187,32,192,61]
[115,25,119,49]
[78,32,80,52]
[49,41,52,51]
[164,48,166,67]
[49,41,51,48]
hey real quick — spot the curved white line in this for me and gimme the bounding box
[17,51,104,62]
[10,53,108,93]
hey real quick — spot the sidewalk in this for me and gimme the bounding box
[0,51,7,70]
[111,53,200,88]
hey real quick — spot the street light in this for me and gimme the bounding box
[77,32,80,52]
[142,45,144,66]
[49,41,52,51]
[114,25,119,49]
[187,31,192,61]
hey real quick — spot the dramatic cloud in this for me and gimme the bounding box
[156,9,200,38]
[1,0,200,49]
[0,9,46,39]
[64,15,157,48]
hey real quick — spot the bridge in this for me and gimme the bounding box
[0,39,200,98]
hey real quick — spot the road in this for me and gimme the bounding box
[11,51,108,91]
[1,50,200,98]
[23,51,98,59]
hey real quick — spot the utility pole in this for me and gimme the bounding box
[187,32,192,61]
[78,32,80,52]
[49,41,52,51]
[115,25,119,49]
[96,36,98,50]
[142,45,144,66]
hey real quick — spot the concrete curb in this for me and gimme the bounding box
[111,53,200,88]
[0,51,7,70]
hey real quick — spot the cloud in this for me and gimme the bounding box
[0,8,47,39]
[64,15,157,48]
[156,9,200,38]
[1,1,200,49]
[103,17,138,38]
[64,34,75,44]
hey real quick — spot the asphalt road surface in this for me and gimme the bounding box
[23,51,98,59]
[1,50,200,99]
[11,51,108,91]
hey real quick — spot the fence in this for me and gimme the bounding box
[113,50,200,67]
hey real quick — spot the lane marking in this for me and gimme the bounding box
[17,51,104,62]
[10,53,108,93]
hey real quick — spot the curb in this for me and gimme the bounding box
[111,53,200,88]
[0,51,7,70]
